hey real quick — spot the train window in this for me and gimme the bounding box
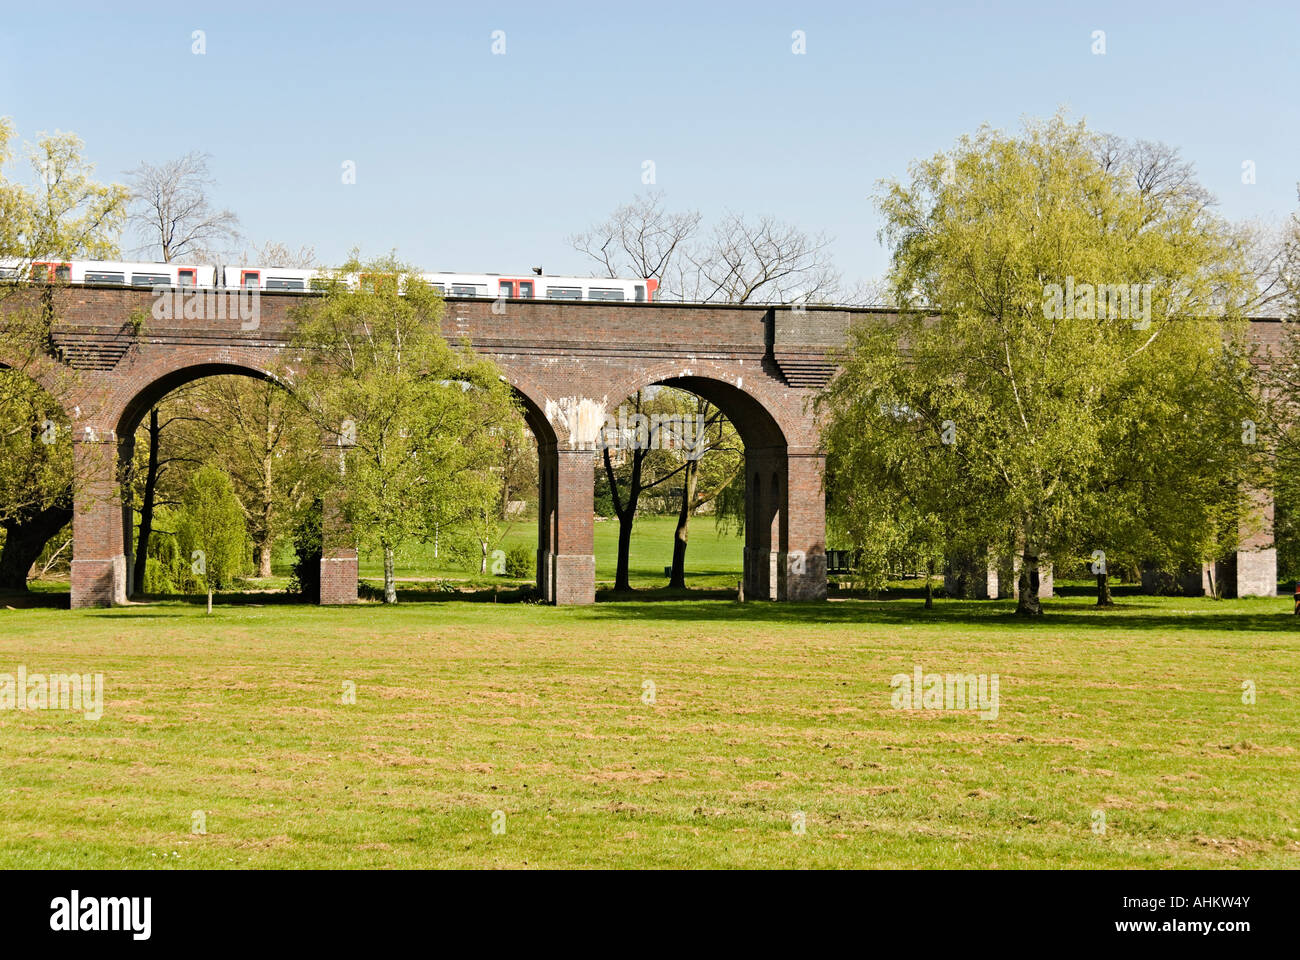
[177,268,198,286]
[33,263,72,282]
[518,281,534,298]
[265,277,305,290]
[240,270,260,288]
[131,273,170,286]
[634,284,646,302]
[498,281,514,298]
[450,284,486,297]
[0,267,18,280]
[588,288,626,301]
[545,287,582,299]
[85,272,125,284]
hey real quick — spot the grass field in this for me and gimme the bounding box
[350,514,744,590]
[1,593,1296,868]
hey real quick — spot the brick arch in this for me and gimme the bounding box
[595,357,824,602]
[599,357,807,451]
[498,368,560,450]
[104,346,288,437]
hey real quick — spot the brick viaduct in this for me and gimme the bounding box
[0,286,1283,608]
[2,285,862,608]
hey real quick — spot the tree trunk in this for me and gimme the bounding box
[0,499,72,591]
[1016,546,1043,616]
[925,559,934,609]
[132,407,162,594]
[206,588,213,614]
[258,434,274,578]
[383,542,397,604]
[669,458,699,589]
[605,443,645,594]
[255,540,272,578]
[480,539,488,575]
[615,512,635,592]
[1096,571,1113,606]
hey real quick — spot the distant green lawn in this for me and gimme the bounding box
[351,513,744,590]
[0,593,1296,868]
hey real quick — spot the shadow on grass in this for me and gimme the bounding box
[581,593,1299,633]
[0,589,68,610]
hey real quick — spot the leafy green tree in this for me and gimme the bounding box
[0,118,127,273]
[284,253,517,603]
[820,319,989,606]
[839,113,1257,615]
[177,465,249,613]
[159,377,317,578]
[0,119,126,590]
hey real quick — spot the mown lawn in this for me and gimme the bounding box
[0,594,1296,868]
[350,514,744,590]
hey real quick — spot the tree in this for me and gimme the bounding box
[677,212,839,305]
[241,241,316,269]
[283,253,517,603]
[819,319,985,607]
[569,190,700,289]
[665,392,742,589]
[598,389,687,592]
[177,465,248,614]
[853,113,1256,615]
[0,119,128,276]
[127,387,207,595]
[125,151,240,263]
[160,377,317,578]
[0,119,126,590]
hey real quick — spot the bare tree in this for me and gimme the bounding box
[569,190,700,285]
[241,240,317,268]
[676,213,839,304]
[1095,135,1214,216]
[125,151,240,262]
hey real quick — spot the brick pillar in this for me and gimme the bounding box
[553,447,594,604]
[319,442,357,605]
[945,548,999,599]
[783,451,827,601]
[1223,486,1277,598]
[1011,554,1053,599]
[70,434,127,608]
[536,442,557,602]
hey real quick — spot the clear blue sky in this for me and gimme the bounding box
[3,0,1296,287]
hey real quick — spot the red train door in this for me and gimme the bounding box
[497,278,535,299]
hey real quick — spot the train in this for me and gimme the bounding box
[0,259,659,302]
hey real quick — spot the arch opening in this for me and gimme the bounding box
[591,373,799,600]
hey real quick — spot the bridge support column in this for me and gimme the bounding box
[783,451,827,601]
[319,443,357,605]
[70,435,127,608]
[1221,486,1276,598]
[552,447,595,605]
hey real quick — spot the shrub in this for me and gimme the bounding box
[504,545,532,578]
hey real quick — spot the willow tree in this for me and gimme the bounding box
[283,254,518,603]
[838,113,1255,615]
